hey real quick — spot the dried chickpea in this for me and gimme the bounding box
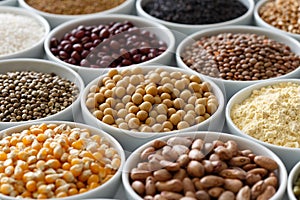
[0,123,121,199]
[86,67,219,132]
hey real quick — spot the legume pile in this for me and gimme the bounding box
[0,13,45,57]
[0,71,79,122]
[293,175,300,199]
[50,21,167,69]
[85,67,219,132]
[259,0,300,34]
[0,123,121,199]
[181,33,300,81]
[130,136,279,199]
[231,82,300,148]
[143,0,247,25]
[25,0,126,15]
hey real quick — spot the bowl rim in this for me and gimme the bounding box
[136,0,255,29]
[0,0,17,6]
[0,120,126,200]
[0,58,85,127]
[80,65,225,138]
[18,0,135,18]
[225,78,300,151]
[176,25,300,84]
[44,14,176,72]
[288,161,300,200]
[254,0,300,40]
[122,131,287,200]
[0,6,50,59]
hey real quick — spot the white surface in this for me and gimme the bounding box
[176,25,300,100]
[226,79,300,172]
[44,14,176,85]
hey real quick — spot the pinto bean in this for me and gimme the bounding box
[236,186,251,200]
[199,175,224,188]
[156,179,183,193]
[254,156,278,171]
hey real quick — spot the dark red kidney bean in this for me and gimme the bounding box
[73,44,83,52]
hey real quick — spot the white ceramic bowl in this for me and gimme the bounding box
[44,14,175,85]
[0,120,126,199]
[176,25,300,100]
[0,0,17,6]
[81,65,225,152]
[254,0,300,41]
[288,161,300,200]
[226,79,300,172]
[18,0,135,28]
[136,0,254,44]
[122,131,287,200]
[0,6,50,59]
[0,59,84,130]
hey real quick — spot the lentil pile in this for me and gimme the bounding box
[0,71,79,122]
[259,0,300,34]
[143,0,247,25]
[50,21,167,69]
[0,123,121,198]
[130,136,279,199]
[181,33,300,81]
[25,0,126,15]
[0,13,45,57]
[231,82,300,148]
[293,175,300,199]
[85,67,219,132]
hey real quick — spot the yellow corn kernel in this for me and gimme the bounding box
[31,140,42,151]
[17,151,29,161]
[90,162,100,174]
[93,152,103,162]
[45,174,61,184]
[71,139,84,150]
[53,145,63,159]
[68,188,78,196]
[38,123,48,131]
[55,179,67,188]
[87,174,100,185]
[56,191,67,198]
[22,135,34,146]
[79,188,88,194]
[26,180,37,192]
[62,163,71,171]
[37,148,48,160]
[36,133,47,143]
[78,169,92,182]
[0,165,4,173]
[36,160,46,171]
[37,184,49,194]
[0,183,14,195]
[80,151,94,159]
[37,193,48,199]
[46,159,61,169]
[5,166,14,176]
[62,171,75,183]
[0,151,7,161]
[30,128,43,135]
[28,149,38,156]
[70,164,83,177]
[89,182,99,190]
[76,181,85,189]
[21,191,32,198]
[70,158,82,166]
[91,135,101,144]
[10,137,18,146]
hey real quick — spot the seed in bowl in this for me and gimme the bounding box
[129,136,279,199]
[0,123,121,199]
[259,0,300,35]
[0,13,45,57]
[143,0,247,25]
[293,174,300,198]
[0,71,79,122]
[25,0,126,15]
[85,67,219,132]
[181,33,300,81]
[231,82,300,148]
[50,21,167,68]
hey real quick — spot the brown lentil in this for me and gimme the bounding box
[129,136,279,199]
[85,67,219,132]
[0,123,121,198]
[0,71,79,122]
[181,33,300,81]
[25,0,126,15]
[50,21,167,69]
[259,0,300,35]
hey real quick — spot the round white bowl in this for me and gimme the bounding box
[44,14,176,85]
[136,0,254,44]
[288,161,300,200]
[0,59,84,130]
[176,25,300,101]
[122,131,287,200]
[0,6,50,59]
[0,120,126,199]
[81,65,225,152]
[254,0,300,41]
[18,0,135,28]
[226,79,300,172]
[0,0,17,6]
